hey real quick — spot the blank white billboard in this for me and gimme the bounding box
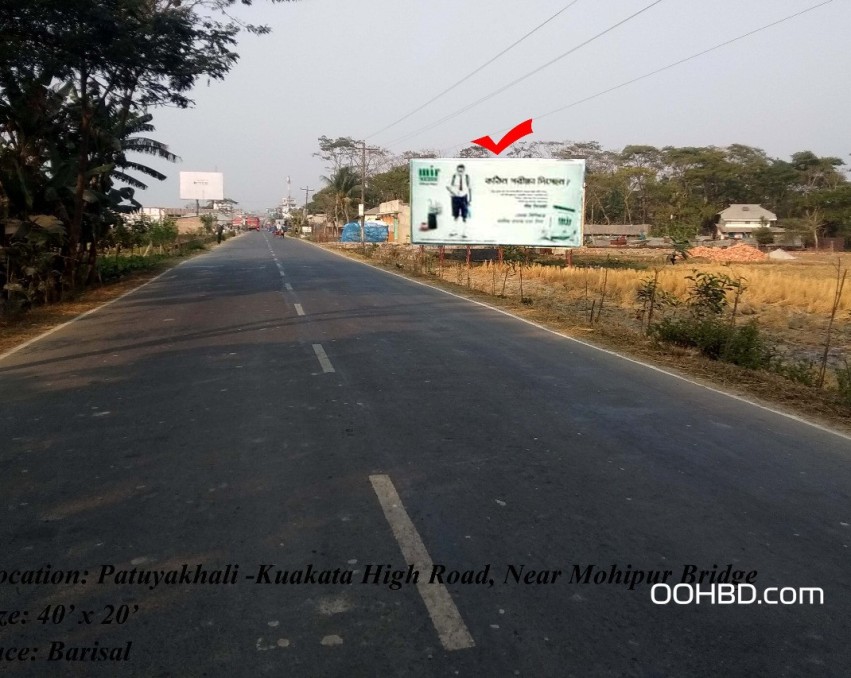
[179,172,224,201]
[410,158,585,247]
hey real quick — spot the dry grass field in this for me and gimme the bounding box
[368,246,850,361]
[477,252,851,359]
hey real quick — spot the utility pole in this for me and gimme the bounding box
[359,140,381,249]
[300,186,313,236]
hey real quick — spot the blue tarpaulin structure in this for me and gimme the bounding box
[340,221,388,243]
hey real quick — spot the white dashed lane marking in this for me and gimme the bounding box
[294,303,305,316]
[312,344,335,373]
[369,474,475,651]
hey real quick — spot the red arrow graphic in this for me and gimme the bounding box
[471,118,534,155]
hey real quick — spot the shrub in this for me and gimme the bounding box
[97,254,167,281]
[836,360,851,405]
[773,358,819,387]
[753,226,774,246]
[651,317,773,369]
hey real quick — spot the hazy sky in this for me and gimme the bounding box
[138,0,851,211]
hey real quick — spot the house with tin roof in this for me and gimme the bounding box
[717,204,777,239]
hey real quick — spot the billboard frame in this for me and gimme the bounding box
[179,171,224,201]
[409,157,585,247]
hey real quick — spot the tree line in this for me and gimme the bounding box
[0,0,289,313]
[312,137,851,246]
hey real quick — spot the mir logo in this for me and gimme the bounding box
[419,166,440,184]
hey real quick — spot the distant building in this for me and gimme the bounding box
[583,224,649,238]
[583,224,649,246]
[128,206,217,223]
[717,204,777,239]
[372,200,411,243]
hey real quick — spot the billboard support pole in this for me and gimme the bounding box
[498,246,504,264]
[360,141,366,251]
[439,246,445,278]
[358,140,381,252]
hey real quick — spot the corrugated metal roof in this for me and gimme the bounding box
[583,224,650,236]
[718,204,777,222]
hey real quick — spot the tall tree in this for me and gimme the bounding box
[321,166,360,228]
[0,0,294,287]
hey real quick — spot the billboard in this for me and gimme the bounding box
[410,158,585,247]
[179,171,224,201]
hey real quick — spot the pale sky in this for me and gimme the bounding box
[138,0,851,211]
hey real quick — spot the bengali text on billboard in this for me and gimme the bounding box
[410,158,585,246]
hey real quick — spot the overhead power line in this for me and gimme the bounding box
[383,0,666,149]
[535,0,835,123]
[365,0,583,141]
[432,0,834,156]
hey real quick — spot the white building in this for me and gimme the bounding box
[717,204,778,239]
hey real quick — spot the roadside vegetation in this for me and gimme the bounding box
[0,0,290,321]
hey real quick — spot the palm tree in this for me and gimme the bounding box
[108,112,179,192]
[321,166,360,234]
[79,107,179,282]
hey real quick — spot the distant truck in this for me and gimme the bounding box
[245,216,260,231]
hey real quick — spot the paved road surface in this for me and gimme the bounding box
[0,233,849,677]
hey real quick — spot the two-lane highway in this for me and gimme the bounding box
[0,232,848,676]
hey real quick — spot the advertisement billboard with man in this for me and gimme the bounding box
[410,158,585,247]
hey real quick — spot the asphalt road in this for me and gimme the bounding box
[0,232,849,677]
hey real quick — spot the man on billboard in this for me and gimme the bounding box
[446,163,472,238]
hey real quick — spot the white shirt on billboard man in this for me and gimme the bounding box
[446,163,472,238]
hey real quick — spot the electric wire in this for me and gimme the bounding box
[381,0,665,149]
[365,0,584,141]
[426,0,834,156]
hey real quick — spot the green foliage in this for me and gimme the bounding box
[147,219,178,247]
[773,358,819,387]
[636,271,676,329]
[321,166,361,225]
[97,254,168,282]
[368,165,409,203]
[0,0,292,300]
[0,216,66,311]
[685,271,736,317]
[649,268,770,368]
[753,226,775,245]
[835,360,851,405]
[651,317,773,369]
[200,214,216,234]
[501,246,527,263]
